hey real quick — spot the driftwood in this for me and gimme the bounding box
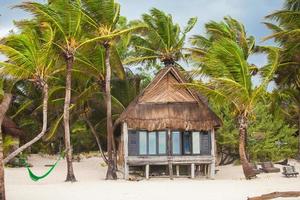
[248,191,300,200]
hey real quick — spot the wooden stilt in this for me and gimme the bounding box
[176,165,180,177]
[191,163,195,179]
[123,122,129,180]
[124,164,129,180]
[167,129,173,180]
[210,129,216,179]
[168,163,173,180]
[145,164,150,179]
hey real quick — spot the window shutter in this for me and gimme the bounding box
[128,130,138,156]
[200,132,211,155]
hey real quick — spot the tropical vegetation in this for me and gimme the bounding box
[0,0,299,199]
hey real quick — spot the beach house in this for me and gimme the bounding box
[117,65,221,179]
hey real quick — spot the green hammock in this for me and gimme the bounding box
[22,151,65,182]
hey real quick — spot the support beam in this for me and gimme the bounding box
[123,122,129,180]
[168,163,173,180]
[210,129,216,179]
[191,163,195,179]
[176,165,180,177]
[167,129,173,180]
[145,164,149,179]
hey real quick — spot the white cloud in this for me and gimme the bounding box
[0,26,16,38]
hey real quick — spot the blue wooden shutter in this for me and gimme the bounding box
[128,130,138,156]
[200,132,211,155]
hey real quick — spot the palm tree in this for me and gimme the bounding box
[16,0,87,181]
[185,30,280,178]
[0,87,12,200]
[188,16,256,66]
[263,0,300,89]
[124,8,197,68]
[80,0,145,179]
[17,0,140,180]
[0,22,58,164]
[263,0,300,158]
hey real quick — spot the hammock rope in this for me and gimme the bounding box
[22,151,65,182]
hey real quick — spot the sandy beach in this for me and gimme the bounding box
[4,155,300,200]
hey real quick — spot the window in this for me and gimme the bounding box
[128,131,138,156]
[128,130,212,156]
[158,131,167,154]
[139,131,147,155]
[183,132,192,154]
[192,132,201,154]
[172,131,181,155]
[148,132,157,155]
[200,131,211,155]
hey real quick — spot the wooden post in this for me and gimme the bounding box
[176,165,180,177]
[168,163,173,180]
[167,129,173,180]
[210,129,216,179]
[191,163,195,179]
[145,164,150,179]
[123,122,129,180]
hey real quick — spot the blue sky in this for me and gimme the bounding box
[0,0,283,87]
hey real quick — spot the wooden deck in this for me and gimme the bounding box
[127,155,214,165]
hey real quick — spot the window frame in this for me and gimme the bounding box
[148,131,158,155]
[182,131,193,155]
[200,130,211,156]
[134,130,168,156]
[192,131,201,155]
[171,131,182,155]
[138,130,148,156]
[155,130,167,155]
[128,129,211,156]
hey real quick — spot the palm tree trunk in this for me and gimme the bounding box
[298,111,300,160]
[3,83,48,164]
[238,115,255,179]
[64,55,76,182]
[84,118,108,164]
[0,93,12,200]
[104,43,117,180]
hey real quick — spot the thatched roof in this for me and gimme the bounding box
[117,65,221,131]
[2,116,24,137]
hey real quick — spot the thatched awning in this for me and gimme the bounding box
[117,66,221,131]
[121,102,220,131]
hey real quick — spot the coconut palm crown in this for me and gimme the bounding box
[125,8,197,67]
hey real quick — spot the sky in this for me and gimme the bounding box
[0,0,284,86]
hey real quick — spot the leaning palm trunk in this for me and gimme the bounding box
[3,83,48,164]
[84,118,108,164]
[238,115,255,179]
[63,54,76,182]
[0,93,12,200]
[104,43,117,180]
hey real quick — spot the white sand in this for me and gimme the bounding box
[5,155,300,200]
